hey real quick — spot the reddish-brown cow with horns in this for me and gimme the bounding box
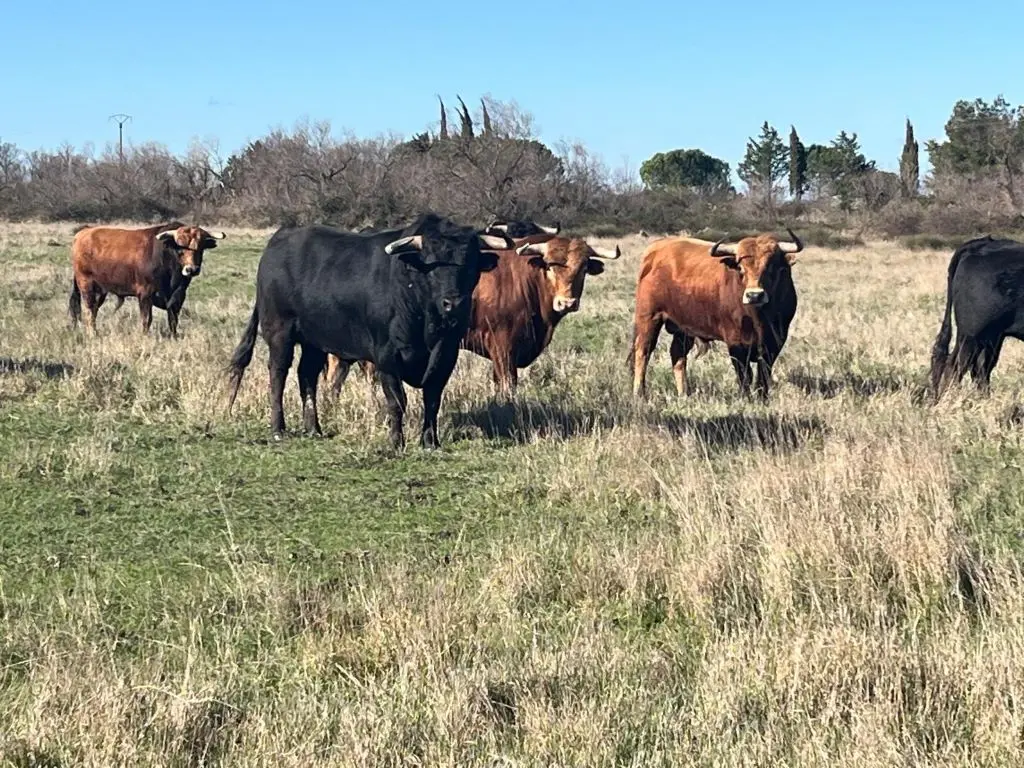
[629,228,803,399]
[69,222,226,336]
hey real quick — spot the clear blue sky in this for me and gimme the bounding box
[2,0,1021,179]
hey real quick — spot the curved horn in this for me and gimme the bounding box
[590,244,621,260]
[710,236,738,257]
[778,227,803,254]
[479,234,513,250]
[202,229,227,240]
[157,229,179,240]
[487,223,510,233]
[516,242,549,258]
[540,222,560,235]
[384,235,423,255]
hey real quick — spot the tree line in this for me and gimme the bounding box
[0,94,1022,240]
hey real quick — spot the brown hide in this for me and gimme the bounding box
[631,232,800,398]
[69,222,225,335]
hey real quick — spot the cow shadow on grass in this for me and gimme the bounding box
[0,357,75,380]
[451,399,824,455]
[786,367,915,400]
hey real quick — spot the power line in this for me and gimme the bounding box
[108,113,132,164]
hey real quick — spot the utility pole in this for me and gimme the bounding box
[108,113,132,164]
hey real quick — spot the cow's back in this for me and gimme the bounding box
[71,224,175,291]
[636,237,738,310]
[258,225,394,321]
[256,224,421,370]
[950,238,1024,337]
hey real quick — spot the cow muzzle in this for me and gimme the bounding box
[553,296,579,314]
[742,288,767,306]
[181,265,200,277]
[439,296,468,325]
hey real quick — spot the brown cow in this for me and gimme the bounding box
[323,222,620,397]
[630,229,803,399]
[462,234,621,395]
[69,222,226,336]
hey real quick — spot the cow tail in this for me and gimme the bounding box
[226,301,260,413]
[68,279,82,327]
[625,321,637,371]
[929,243,967,398]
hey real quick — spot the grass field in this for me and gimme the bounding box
[2,220,1024,766]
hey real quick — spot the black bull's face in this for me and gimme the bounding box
[384,230,507,329]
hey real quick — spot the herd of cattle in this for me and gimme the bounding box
[63,214,1024,448]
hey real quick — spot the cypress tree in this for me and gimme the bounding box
[900,118,919,198]
[788,126,807,201]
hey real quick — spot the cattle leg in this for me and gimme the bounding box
[421,382,445,450]
[80,280,101,335]
[754,340,782,401]
[138,295,154,334]
[491,354,518,399]
[669,333,695,396]
[378,373,407,449]
[324,355,350,397]
[947,336,979,393]
[754,357,774,401]
[166,307,180,339]
[297,344,327,436]
[970,337,1004,395]
[267,338,295,439]
[632,316,663,398]
[728,346,755,397]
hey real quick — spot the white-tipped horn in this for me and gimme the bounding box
[516,242,549,258]
[710,237,738,257]
[203,230,227,240]
[777,227,803,254]
[488,223,510,233]
[591,244,621,260]
[540,223,560,235]
[384,235,423,255]
[157,229,179,240]
[479,234,512,250]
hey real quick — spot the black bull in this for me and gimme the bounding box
[930,235,1024,401]
[225,213,514,448]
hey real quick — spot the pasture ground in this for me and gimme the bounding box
[1,221,1024,766]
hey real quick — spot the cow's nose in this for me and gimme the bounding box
[441,296,463,314]
[742,288,767,305]
[554,297,579,313]
[182,265,199,277]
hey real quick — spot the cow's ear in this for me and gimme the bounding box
[478,251,499,272]
[527,256,547,270]
[719,256,741,271]
[785,253,798,266]
[586,259,605,276]
[201,239,219,250]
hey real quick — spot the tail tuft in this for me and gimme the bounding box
[226,303,261,412]
[68,279,82,327]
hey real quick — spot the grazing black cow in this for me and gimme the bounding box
[225,213,513,448]
[930,235,1024,401]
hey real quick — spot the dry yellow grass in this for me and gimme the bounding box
[1,221,1023,766]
